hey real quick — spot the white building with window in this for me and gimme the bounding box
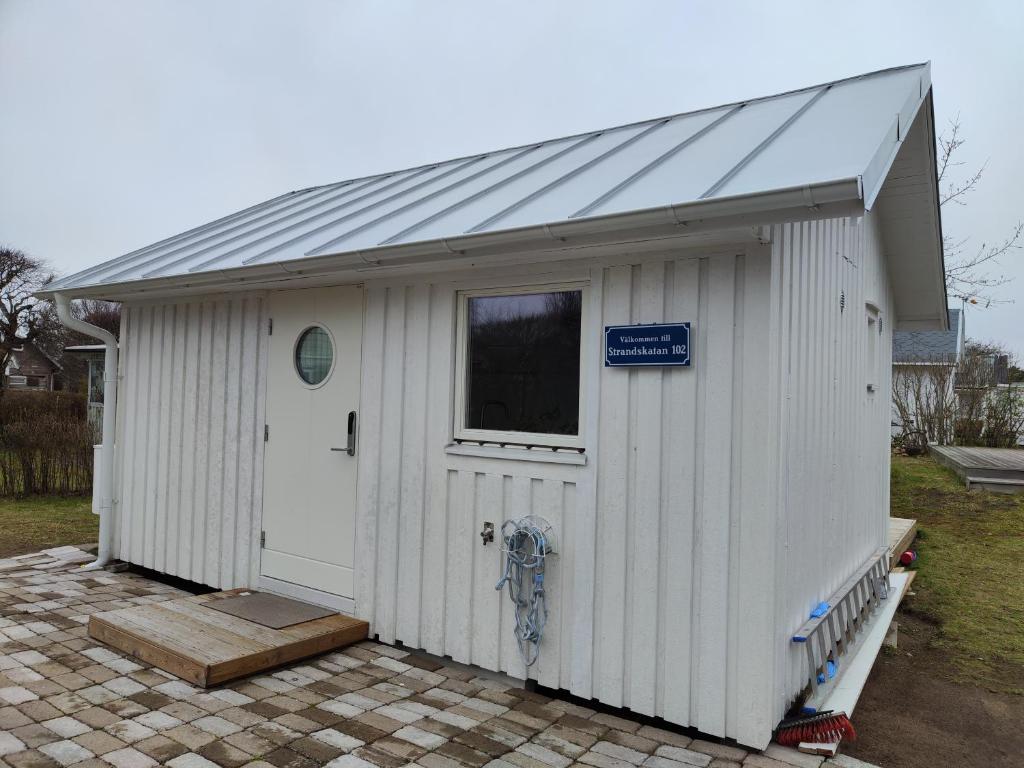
[42,64,947,748]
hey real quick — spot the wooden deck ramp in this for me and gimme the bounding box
[887,516,917,568]
[88,590,368,687]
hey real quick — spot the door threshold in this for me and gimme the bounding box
[257,574,356,616]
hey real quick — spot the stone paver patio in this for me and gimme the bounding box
[0,547,876,768]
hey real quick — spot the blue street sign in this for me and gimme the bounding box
[604,323,691,367]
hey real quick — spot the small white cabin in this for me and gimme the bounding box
[44,63,946,748]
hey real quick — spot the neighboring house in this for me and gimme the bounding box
[891,307,964,440]
[64,344,108,436]
[41,64,947,747]
[3,340,61,390]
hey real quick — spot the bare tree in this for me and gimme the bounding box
[0,246,56,381]
[937,119,1022,305]
[953,342,1024,447]
[892,355,958,445]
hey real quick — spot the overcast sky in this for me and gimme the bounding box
[1,0,1021,356]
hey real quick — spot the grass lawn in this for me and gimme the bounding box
[891,453,1024,693]
[847,453,1024,768]
[0,495,97,558]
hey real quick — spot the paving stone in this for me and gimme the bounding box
[591,741,648,765]
[167,754,221,768]
[453,730,510,757]
[685,742,748,762]
[0,731,26,757]
[760,745,823,768]
[367,735,429,762]
[651,745,712,767]
[515,742,572,768]
[71,730,126,756]
[311,729,368,753]
[11,724,60,750]
[133,734,189,762]
[73,707,120,729]
[223,730,276,757]
[0,686,38,705]
[40,717,90,739]
[742,757,791,768]
[5,748,62,768]
[323,755,380,768]
[37,739,94,766]
[589,714,641,734]
[102,747,158,768]
[579,751,636,768]
[193,715,244,737]
[392,725,447,750]
[530,731,586,759]
[104,720,156,744]
[18,700,64,723]
[0,705,34,730]
[554,715,606,738]
[604,731,659,755]
[706,760,741,768]
[261,746,318,768]
[435,741,492,768]
[249,722,303,748]
[198,739,254,767]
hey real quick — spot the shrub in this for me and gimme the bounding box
[0,390,93,496]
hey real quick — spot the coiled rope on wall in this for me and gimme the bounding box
[494,517,552,668]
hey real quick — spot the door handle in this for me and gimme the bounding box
[331,411,357,456]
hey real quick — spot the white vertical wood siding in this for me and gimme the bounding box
[106,215,894,748]
[355,248,778,746]
[768,212,893,712]
[113,295,268,590]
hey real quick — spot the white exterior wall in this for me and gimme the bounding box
[112,295,268,590]
[108,216,895,748]
[768,211,893,712]
[354,247,778,747]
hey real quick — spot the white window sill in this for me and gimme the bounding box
[445,443,587,466]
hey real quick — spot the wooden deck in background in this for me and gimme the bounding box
[930,445,1024,493]
[88,590,368,687]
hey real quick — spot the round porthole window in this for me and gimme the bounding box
[294,326,333,386]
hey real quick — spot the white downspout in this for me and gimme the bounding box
[54,293,118,570]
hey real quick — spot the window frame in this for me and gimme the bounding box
[865,303,880,394]
[453,281,588,450]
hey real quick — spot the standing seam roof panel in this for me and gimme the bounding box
[46,63,932,290]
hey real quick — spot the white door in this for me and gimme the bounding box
[260,285,362,598]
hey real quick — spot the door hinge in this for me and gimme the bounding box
[268,317,273,335]
[264,424,269,442]
[260,531,266,548]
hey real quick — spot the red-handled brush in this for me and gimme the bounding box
[774,710,856,746]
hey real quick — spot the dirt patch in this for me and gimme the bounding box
[844,610,1024,768]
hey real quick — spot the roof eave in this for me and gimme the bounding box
[39,177,863,302]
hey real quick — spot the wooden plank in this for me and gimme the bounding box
[207,619,367,685]
[104,606,264,663]
[88,592,369,688]
[89,614,209,686]
[627,260,664,716]
[156,598,287,647]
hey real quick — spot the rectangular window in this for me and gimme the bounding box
[455,285,584,448]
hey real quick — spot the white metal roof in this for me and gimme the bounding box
[49,63,933,294]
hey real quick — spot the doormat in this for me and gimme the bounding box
[203,591,336,629]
